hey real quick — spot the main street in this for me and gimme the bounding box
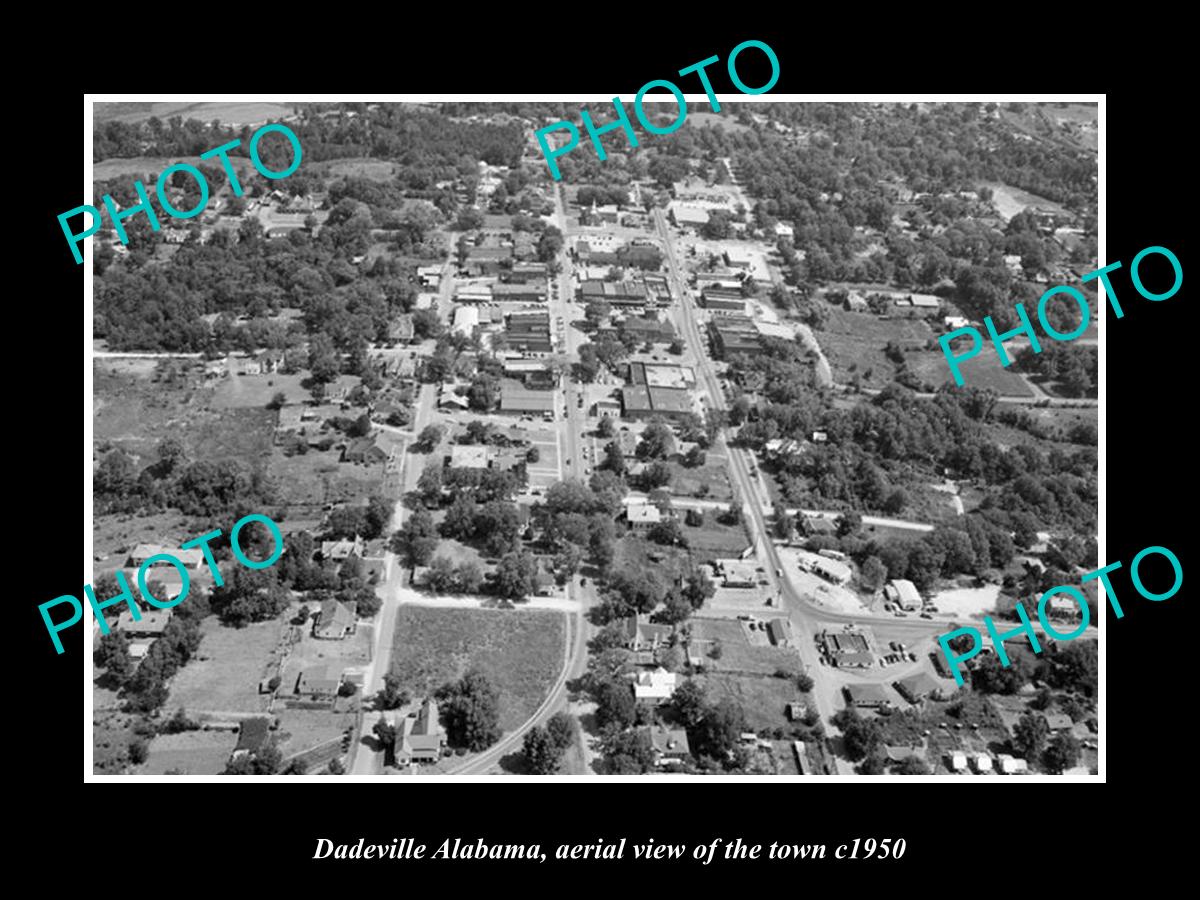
[447,184,597,774]
[652,210,946,771]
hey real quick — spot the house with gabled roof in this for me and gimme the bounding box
[394,699,445,766]
[313,599,358,640]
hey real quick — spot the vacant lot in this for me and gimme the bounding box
[95,101,295,126]
[95,363,276,467]
[388,606,566,734]
[670,460,733,501]
[275,707,357,761]
[209,371,310,410]
[682,516,750,561]
[697,673,800,732]
[143,729,239,775]
[94,154,258,182]
[169,617,285,716]
[909,350,1034,397]
[268,444,385,512]
[318,158,396,181]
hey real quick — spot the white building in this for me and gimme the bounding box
[632,667,677,703]
[885,579,922,611]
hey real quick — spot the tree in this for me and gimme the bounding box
[522,726,561,774]
[128,738,149,765]
[596,415,614,438]
[416,424,445,452]
[684,445,706,468]
[426,555,459,593]
[391,507,439,568]
[1013,711,1050,759]
[893,755,930,775]
[694,698,745,763]
[338,681,358,697]
[377,673,411,711]
[492,550,539,600]
[373,718,398,751]
[437,670,502,752]
[685,508,704,527]
[546,711,576,751]
[602,441,626,476]
[671,679,708,730]
[416,461,444,507]
[600,726,656,774]
[831,708,882,762]
[327,758,346,775]
[835,511,862,537]
[637,420,674,460]
[795,673,815,692]
[1042,733,1081,774]
[266,390,287,411]
[94,630,133,685]
[593,678,637,730]
[647,518,686,547]
[364,493,392,539]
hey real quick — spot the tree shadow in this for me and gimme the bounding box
[498,751,528,774]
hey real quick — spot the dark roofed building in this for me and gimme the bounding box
[709,315,762,358]
[844,682,892,709]
[894,671,943,704]
[500,379,556,414]
[767,618,792,647]
[343,437,388,465]
[504,311,552,354]
[296,665,341,700]
[621,315,677,344]
[621,386,693,420]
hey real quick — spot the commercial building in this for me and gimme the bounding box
[508,262,548,283]
[451,305,478,337]
[504,311,552,354]
[626,362,696,390]
[620,385,694,421]
[455,285,493,304]
[499,379,555,415]
[580,279,649,308]
[700,286,748,313]
[708,315,763,358]
[493,281,548,303]
[620,315,677,345]
[668,202,710,229]
[724,246,757,268]
[885,579,922,611]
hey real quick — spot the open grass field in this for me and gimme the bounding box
[909,350,1034,397]
[95,101,296,126]
[168,617,285,715]
[268,445,385,510]
[681,517,750,561]
[819,306,936,343]
[94,154,259,182]
[209,372,309,409]
[696,672,800,732]
[388,606,566,734]
[95,363,277,467]
[317,158,396,181]
[275,707,357,760]
[684,111,753,135]
[669,460,732,501]
[143,729,239,775]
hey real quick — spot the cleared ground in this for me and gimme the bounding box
[696,673,801,732]
[388,606,566,733]
[168,617,284,715]
[95,101,295,126]
[143,729,238,775]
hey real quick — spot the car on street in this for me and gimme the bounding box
[920,612,933,619]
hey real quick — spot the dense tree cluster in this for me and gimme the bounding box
[436,670,503,752]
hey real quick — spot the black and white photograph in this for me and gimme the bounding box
[76,94,1111,782]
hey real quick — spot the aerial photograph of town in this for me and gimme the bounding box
[89,98,1099,777]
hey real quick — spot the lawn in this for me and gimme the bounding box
[388,606,566,734]
[168,617,286,716]
[275,708,357,761]
[681,515,751,561]
[209,372,310,410]
[268,444,384,512]
[318,158,396,181]
[696,673,801,732]
[909,351,1035,397]
[143,730,239,775]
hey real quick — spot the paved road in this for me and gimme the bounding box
[444,188,597,775]
[653,209,957,773]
